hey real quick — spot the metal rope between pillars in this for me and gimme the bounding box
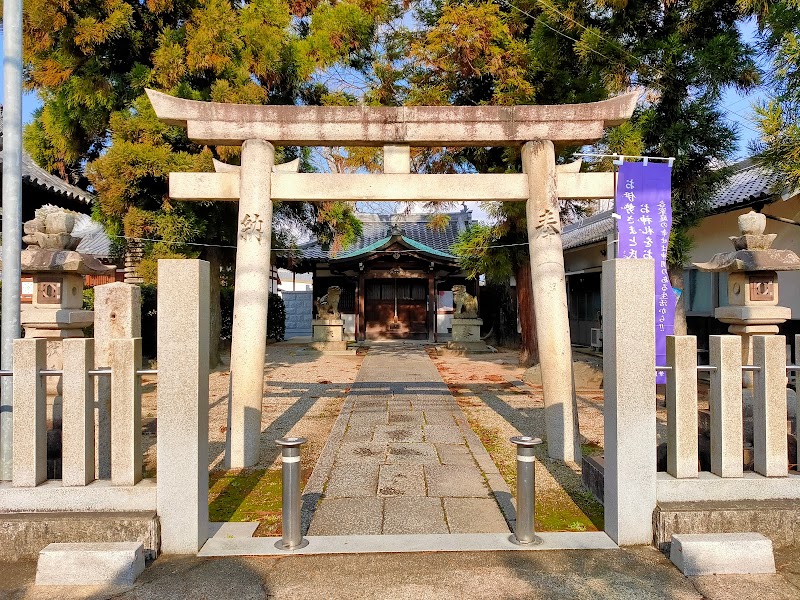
[275,436,308,550]
[509,435,543,545]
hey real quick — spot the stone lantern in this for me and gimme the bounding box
[19,208,114,339]
[694,210,800,388]
[3,207,115,477]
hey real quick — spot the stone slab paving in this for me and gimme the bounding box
[307,344,510,535]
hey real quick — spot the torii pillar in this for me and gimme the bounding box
[226,139,275,468]
[524,141,580,463]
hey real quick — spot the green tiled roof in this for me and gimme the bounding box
[335,235,455,260]
[400,236,455,259]
[298,211,470,262]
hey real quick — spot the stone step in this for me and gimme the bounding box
[0,511,159,561]
[669,533,776,576]
[35,542,145,586]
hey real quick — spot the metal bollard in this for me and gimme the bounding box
[510,435,543,545]
[275,437,309,550]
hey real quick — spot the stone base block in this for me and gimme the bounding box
[309,340,348,352]
[312,319,345,344]
[654,500,800,553]
[35,542,145,585]
[451,318,483,343]
[0,511,160,561]
[714,305,791,325]
[669,533,775,576]
[441,341,495,355]
[21,308,95,332]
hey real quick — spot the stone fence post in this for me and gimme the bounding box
[110,338,142,486]
[602,258,656,545]
[752,335,788,477]
[62,338,95,486]
[709,335,742,478]
[157,259,210,553]
[12,339,47,487]
[666,335,698,479]
[94,283,141,479]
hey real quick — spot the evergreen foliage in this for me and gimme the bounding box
[267,292,286,341]
[742,0,800,191]
[435,0,760,342]
[19,0,384,274]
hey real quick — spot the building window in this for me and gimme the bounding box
[684,269,727,316]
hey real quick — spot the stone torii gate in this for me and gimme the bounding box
[147,89,638,468]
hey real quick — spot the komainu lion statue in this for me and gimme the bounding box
[452,284,478,319]
[315,286,342,319]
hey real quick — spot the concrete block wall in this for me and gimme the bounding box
[282,291,313,338]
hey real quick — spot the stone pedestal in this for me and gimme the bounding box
[445,318,493,353]
[310,319,347,351]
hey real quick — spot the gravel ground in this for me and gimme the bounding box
[140,344,364,474]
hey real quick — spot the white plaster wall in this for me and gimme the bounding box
[437,313,453,335]
[342,313,356,340]
[687,195,800,318]
[277,269,312,291]
[564,243,606,273]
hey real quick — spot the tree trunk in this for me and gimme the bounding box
[206,246,222,368]
[516,261,539,367]
[669,265,687,336]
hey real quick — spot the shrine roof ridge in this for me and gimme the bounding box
[146,89,640,147]
[296,211,469,263]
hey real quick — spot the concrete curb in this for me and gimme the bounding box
[199,531,618,556]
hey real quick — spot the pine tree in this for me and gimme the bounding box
[741,0,800,191]
[436,0,761,352]
[578,0,760,334]
[405,0,611,365]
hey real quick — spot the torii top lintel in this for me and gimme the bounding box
[146,89,639,147]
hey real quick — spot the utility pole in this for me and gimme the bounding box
[1,0,24,479]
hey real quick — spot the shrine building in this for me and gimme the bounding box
[288,210,478,342]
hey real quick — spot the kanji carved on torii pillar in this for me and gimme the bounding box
[147,89,639,467]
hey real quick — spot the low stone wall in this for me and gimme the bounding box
[0,511,160,561]
[653,500,800,554]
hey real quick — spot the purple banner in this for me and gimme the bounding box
[615,162,674,384]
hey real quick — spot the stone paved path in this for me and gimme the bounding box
[306,344,511,535]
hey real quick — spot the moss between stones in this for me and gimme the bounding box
[463,412,604,532]
[208,467,312,537]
